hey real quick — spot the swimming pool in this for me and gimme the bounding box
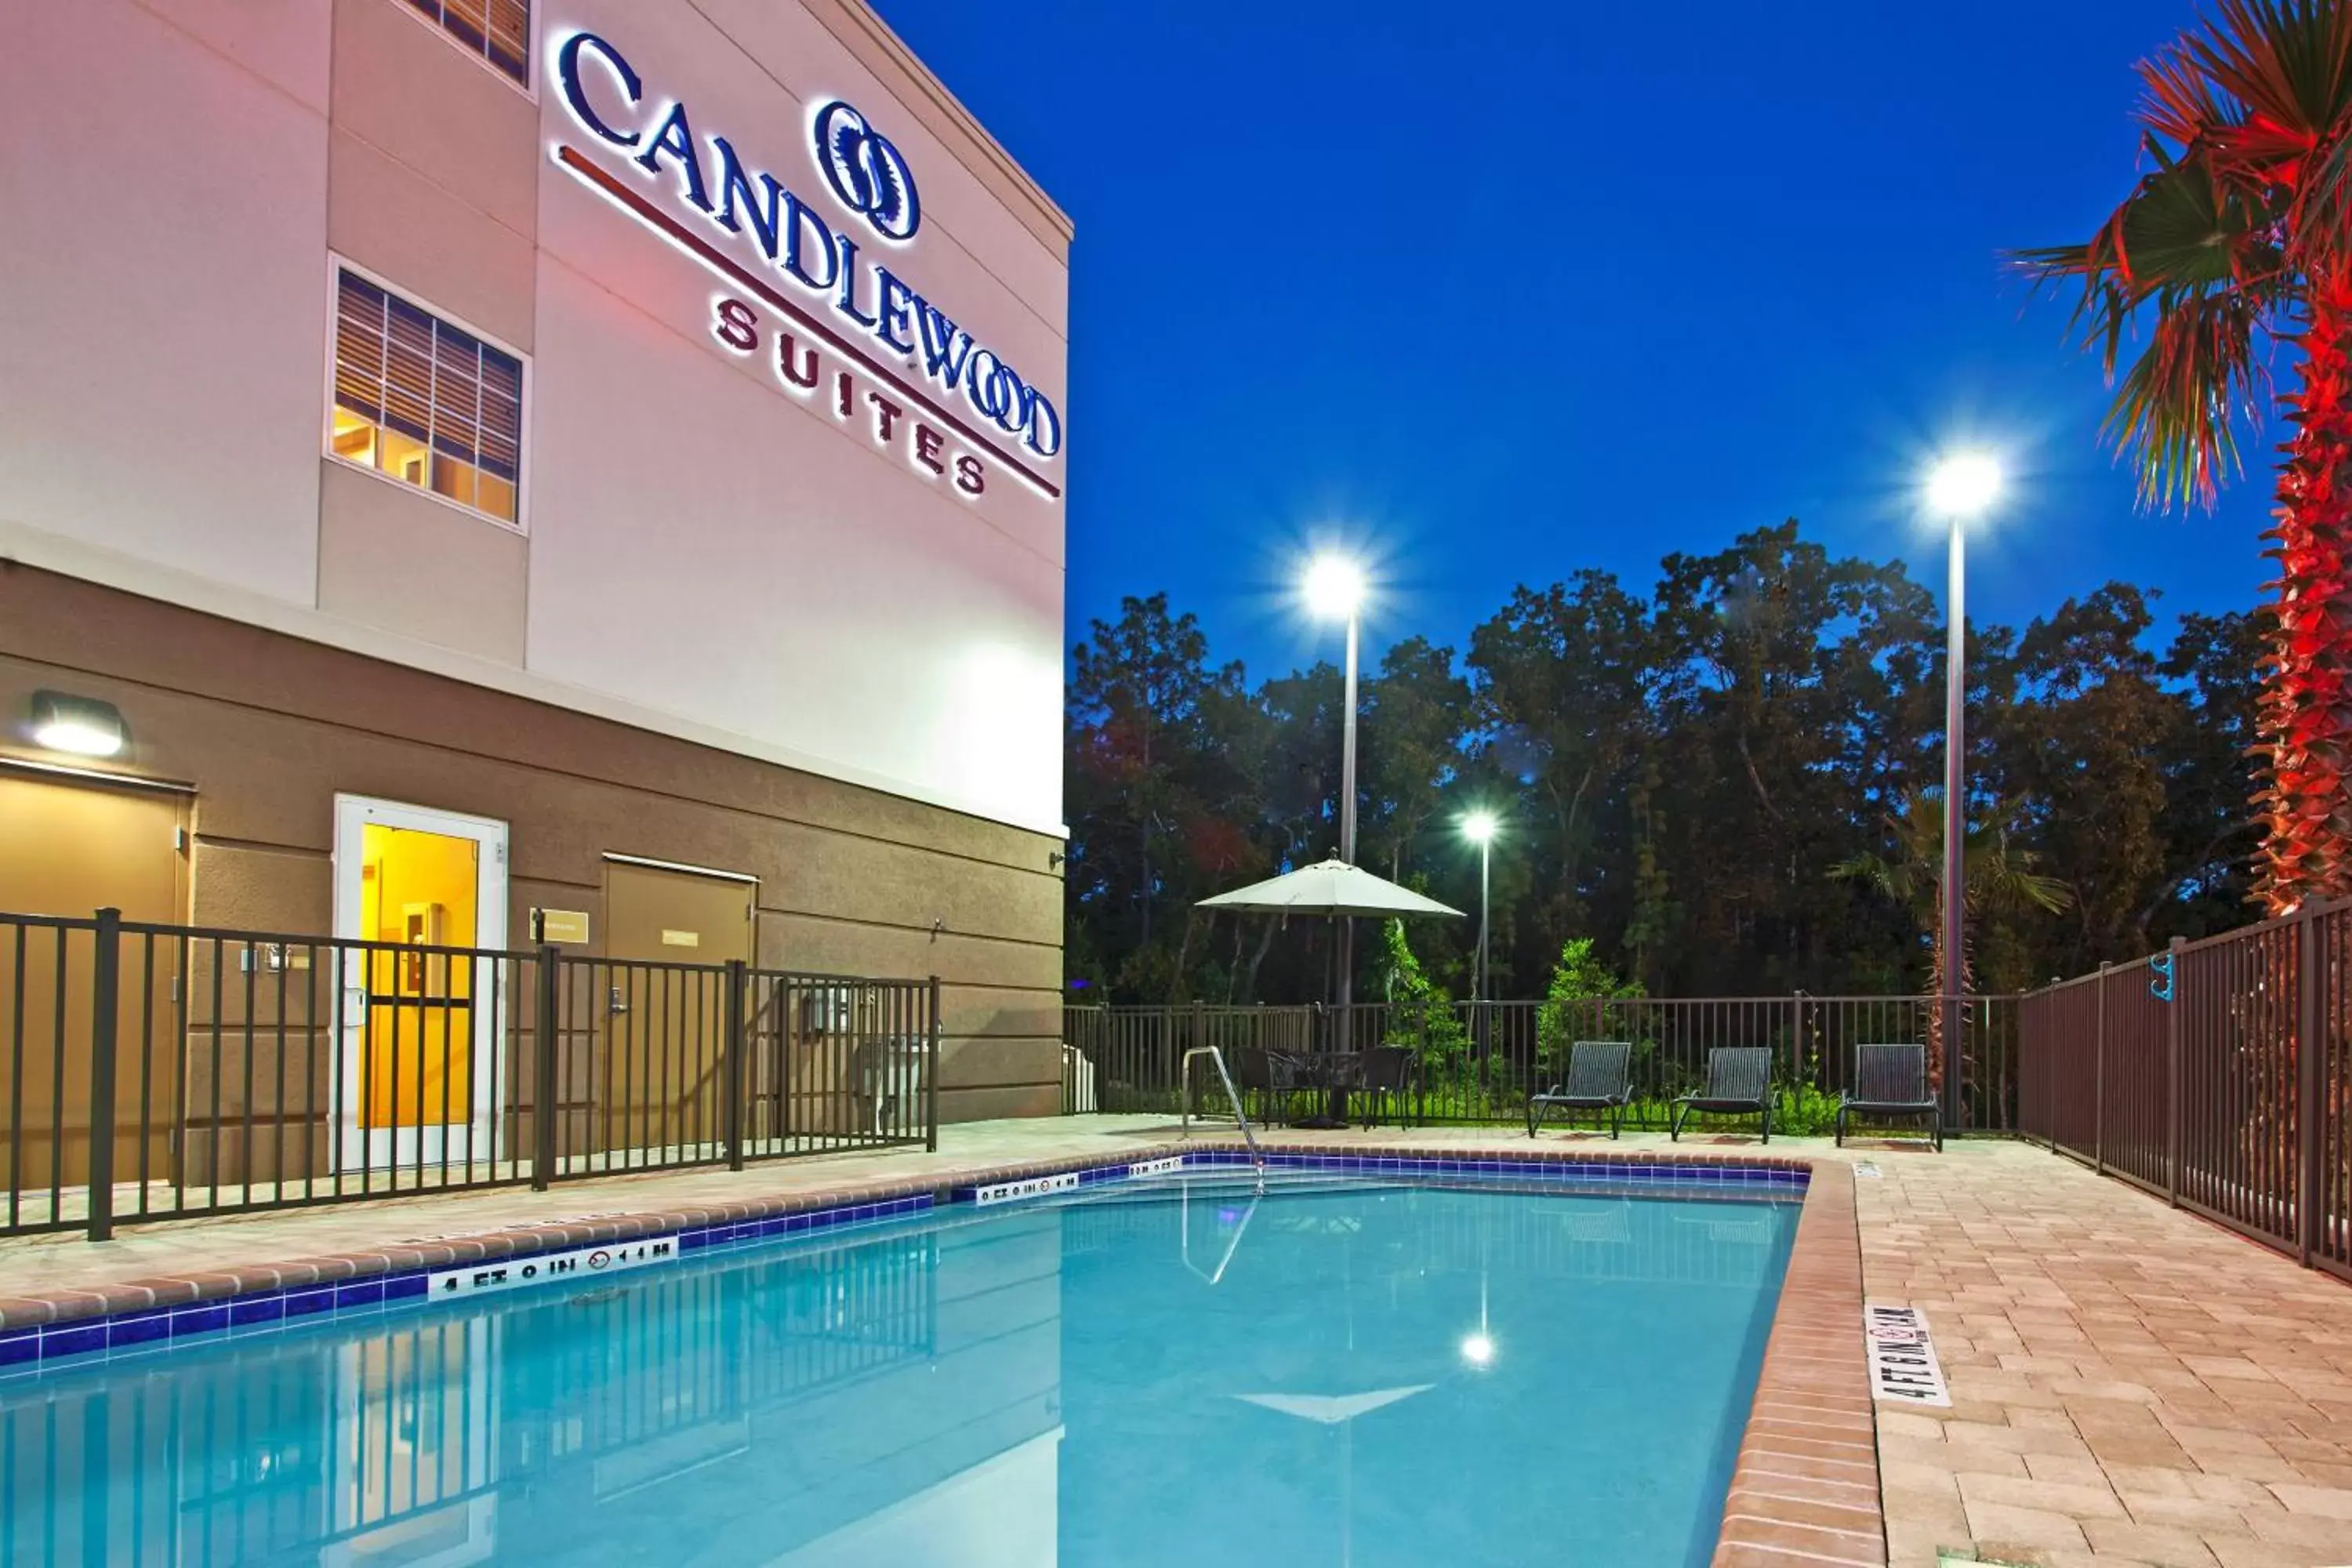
[0,1167,1798,1566]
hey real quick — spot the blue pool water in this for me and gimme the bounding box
[0,1174,1795,1566]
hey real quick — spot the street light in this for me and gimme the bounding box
[1926,452,2000,1134]
[1305,554,1370,1031]
[1461,813,1497,1004]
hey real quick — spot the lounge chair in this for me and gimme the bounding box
[1357,1045,1417,1129]
[1837,1043,1941,1150]
[1526,1041,1633,1138]
[1670,1047,1772,1143]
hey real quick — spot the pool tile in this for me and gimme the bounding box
[171,1305,228,1338]
[229,1293,285,1327]
[41,1323,104,1361]
[106,1310,172,1348]
[383,1274,428,1302]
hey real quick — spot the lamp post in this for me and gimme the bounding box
[1305,556,1368,1017]
[1926,454,2000,1134]
[1461,813,1497,1004]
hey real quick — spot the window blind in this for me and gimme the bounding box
[403,0,531,85]
[334,271,523,485]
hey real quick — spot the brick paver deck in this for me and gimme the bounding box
[1860,1140,2352,1567]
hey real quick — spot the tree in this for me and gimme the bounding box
[1832,793,2074,1000]
[2013,0,2352,912]
[1534,938,1643,1076]
[1359,637,1472,882]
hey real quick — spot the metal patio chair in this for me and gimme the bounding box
[1669,1047,1772,1143]
[1836,1043,1941,1150]
[1526,1041,1633,1138]
[1356,1044,1417,1129]
[1221,1044,1304,1125]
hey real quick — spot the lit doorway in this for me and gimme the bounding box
[333,796,508,1174]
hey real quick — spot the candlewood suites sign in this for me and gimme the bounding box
[551,29,1063,500]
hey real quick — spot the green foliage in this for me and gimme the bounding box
[1065,522,2267,1005]
[1534,938,1643,1073]
[1376,920,1469,1065]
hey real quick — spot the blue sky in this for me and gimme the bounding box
[874,0,2273,677]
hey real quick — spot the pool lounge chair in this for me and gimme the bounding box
[1526,1041,1633,1138]
[1669,1047,1772,1143]
[1836,1043,1942,1150]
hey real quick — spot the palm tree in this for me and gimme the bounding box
[1834,794,2074,1003]
[2013,0,2352,913]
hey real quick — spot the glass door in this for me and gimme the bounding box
[333,797,508,1174]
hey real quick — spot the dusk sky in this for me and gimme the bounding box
[874,0,2276,677]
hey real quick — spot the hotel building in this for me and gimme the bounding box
[0,0,1070,1127]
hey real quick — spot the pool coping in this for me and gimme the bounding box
[0,1141,1883,1565]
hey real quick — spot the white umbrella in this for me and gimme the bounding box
[1196,859,1465,920]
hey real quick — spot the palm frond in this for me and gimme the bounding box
[2012,153,2286,511]
[2102,285,2267,510]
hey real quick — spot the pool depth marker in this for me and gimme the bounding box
[1864,1301,1951,1406]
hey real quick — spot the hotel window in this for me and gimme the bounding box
[331,270,524,526]
[401,0,531,85]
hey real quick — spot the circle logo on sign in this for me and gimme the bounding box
[814,100,920,241]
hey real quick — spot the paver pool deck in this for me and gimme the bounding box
[2,1119,2348,1567]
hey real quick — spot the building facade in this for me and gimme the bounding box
[0,0,1070,1125]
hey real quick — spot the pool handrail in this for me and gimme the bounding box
[1179,1044,1265,1171]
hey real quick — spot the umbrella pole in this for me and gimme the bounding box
[1294,913,1351,1130]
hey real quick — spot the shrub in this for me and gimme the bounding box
[1534,938,1644,1076]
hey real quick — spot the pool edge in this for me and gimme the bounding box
[0,1136,1890,1568]
[1709,1158,1887,1567]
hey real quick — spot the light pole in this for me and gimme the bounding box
[1305,556,1368,1022]
[1926,453,1999,1134]
[1462,813,1497,1004]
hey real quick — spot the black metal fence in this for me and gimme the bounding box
[2018,899,2352,1283]
[0,909,939,1240]
[1064,993,2018,1132]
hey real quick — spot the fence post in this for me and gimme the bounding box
[532,946,561,1192]
[1789,991,1805,1105]
[724,959,748,1173]
[2093,961,2110,1176]
[2166,935,2184,1208]
[2297,911,2323,1267]
[925,976,941,1152]
[85,908,122,1244]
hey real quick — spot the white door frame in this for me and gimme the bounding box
[332,794,510,1174]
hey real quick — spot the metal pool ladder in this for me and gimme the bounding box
[1180,1045,1265,1178]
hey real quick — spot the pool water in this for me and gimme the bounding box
[0,1174,1796,1566]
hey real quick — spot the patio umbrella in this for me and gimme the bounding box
[1196,862,1461,1126]
[1196,859,1465,921]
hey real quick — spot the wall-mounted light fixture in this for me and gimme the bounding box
[30,691,126,758]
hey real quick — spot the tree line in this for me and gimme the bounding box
[1065,520,2267,1007]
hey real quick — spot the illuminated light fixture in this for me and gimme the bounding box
[30,691,126,758]
[1459,1331,1497,1368]
[1926,453,2002,520]
[1303,555,1367,620]
[1461,811,1498,844]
